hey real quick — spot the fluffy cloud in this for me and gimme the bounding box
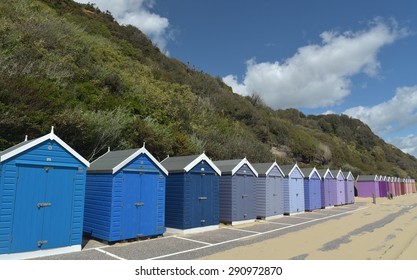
[75,0,171,54]
[388,134,417,157]
[223,19,408,109]
[343,86,417,135]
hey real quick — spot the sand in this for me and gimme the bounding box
[200,194,417,260]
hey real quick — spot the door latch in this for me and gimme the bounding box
[37,202,52,208]
[135,202,145,207]
[37,240,48,247]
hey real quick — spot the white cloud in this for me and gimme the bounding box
[223,19,408,109]
[322,110,336,115]
[75,0,171,54]
[389,134,417,157]
[343,85,417,135]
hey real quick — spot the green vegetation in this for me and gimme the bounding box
[1,0,417,178]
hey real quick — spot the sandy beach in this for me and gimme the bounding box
[200,194,417,260]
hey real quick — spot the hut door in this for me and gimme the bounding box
[137,172,158,237]
[121,172,142,239]
[11,165,75,253]
[41,167,75,250]
[236,174,249,220]
[271,177,280,215]
[292,178,300,213]
[192,172,211,227]
[325,179,331,206]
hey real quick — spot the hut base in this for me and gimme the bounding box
[321,205,335,209]
[283,211,305,216]
[0,245,81,260]
[257,214,284,220]
[221,219,257,226]
[165,225,219,235]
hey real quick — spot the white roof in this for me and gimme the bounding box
[0,127,90,167]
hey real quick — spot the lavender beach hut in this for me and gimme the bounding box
[331,169,346,205]
[317,169,336,208]
[343,171,355,204]
[356,175,379,198]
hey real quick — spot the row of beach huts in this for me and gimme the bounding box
[0,128,415,259]
[357,175,416,198]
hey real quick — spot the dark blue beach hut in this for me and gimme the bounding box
[252,162,285,219]
[301,167,322,211]
[0,128,89,260]
[317,169,336,208]
[343,171,355,204]
[214,158,259,225]
[281,164,305,215]
[83,145,168,242]
[161,153,221,234]
[332,169,346,205]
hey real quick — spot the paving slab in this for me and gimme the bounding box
[177,228,255,244]
[33,248,117,260]
[236,221,289,233]
[101,236,205,260]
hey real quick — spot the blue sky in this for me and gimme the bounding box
[75,0,417,157]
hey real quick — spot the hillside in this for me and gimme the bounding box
[1,0,416,178]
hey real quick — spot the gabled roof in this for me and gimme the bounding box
[88,146,168,175]
[300,167,321,179]
[357,175,379,182]
[280,163,304,178]
[213,158,258,177]
[316,168,334,179]
[0,127,89,167]
[251,162,284,177]
[343,171,354,180]
[161,153,221,175]
[331,169,345,180]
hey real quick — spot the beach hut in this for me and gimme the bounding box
[378,176,388,198]
[214,158,258,225]
[412,179,416,193]
[400,178,406,195]
[356,175,379,198]
[83,146,168,242]
[406,179,411,194]
[407,179,412,194]
[0,128,89,260]
[301,168,322,211]
[161,153,221,234]
[280,164,305,215]
[343,171,355,204]
[387,177,396,197]
[317,169,336,208]
[252,162,285,219]
[331,169,346,205]
[395,177,401,196]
